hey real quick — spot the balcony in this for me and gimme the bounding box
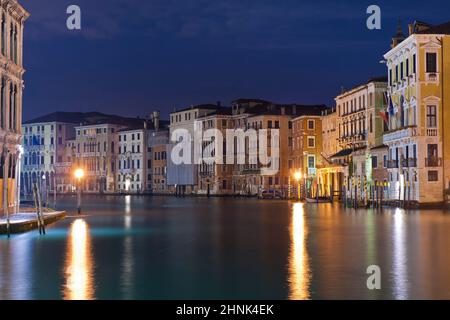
[386,160,399,169]
[401,158,417,168]
[426,128,438,137]
[383,126,418,144]
[425,157,442,167]
[426,72,438,83]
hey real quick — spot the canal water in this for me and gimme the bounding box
[1,195,449,300]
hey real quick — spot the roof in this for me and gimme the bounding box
[231,98,272,105]
[330,146,366,159]
[416,21,450,35]
[171,104,225,114]
[370,144,389,151]
[24,111,168,129]
[337,76,388,98]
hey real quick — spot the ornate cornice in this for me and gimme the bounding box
[0,0,30,23]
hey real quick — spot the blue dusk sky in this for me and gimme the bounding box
[20,0,450,121]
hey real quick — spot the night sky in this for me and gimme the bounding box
[21,0,450,121]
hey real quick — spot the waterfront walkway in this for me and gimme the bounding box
[0,210,66,235]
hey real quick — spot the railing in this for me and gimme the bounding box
[426,128,438,136]
[401,158,417,168]
[386,160,399,169]
[425,157,442,167]
[408,158,417,168]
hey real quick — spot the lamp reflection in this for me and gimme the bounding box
[392,208,408,299]
[288,203,311,300]
[64,219,95,300]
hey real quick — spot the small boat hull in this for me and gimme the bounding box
[306,197,331,203]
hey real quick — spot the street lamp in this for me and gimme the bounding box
[74,168,85,214]
[294,171,302,200]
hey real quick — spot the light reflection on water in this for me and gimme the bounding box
[63,219,95,300]
[1,196,450,299]
[288,203,311,300]
[392,208,408,299]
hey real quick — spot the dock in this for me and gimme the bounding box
[0,210,67,235]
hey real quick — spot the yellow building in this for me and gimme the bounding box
[383,20,450,205]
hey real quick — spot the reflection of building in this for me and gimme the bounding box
[383,21,450,205]
[0,1,29,214]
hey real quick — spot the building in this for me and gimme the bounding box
[167,104,225,195]
[0,1,29,216]
[21,115,77,196]
[321,108,338,159]
[383,20,450,205]
[117,127,147,193]
[334,76,388,205]
[196,108,234,195]
[147,123,170,194]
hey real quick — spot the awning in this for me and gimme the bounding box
[329,148,353,159]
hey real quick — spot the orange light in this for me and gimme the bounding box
[294,171,302,181]
[74,168,85,180]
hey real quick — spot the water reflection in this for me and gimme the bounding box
[63,219,95,300]
[288,203,311,300]
[392,208,408,299]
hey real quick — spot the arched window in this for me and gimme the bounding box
[1,14,5,56]
[0,78,4,129]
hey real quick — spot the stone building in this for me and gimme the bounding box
[21,114,77,196]
[0,0,28,215]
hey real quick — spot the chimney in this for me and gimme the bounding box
[281,106,286,115]
[408,23,414,36]
[293,104,297,115]
[151,111,160,131]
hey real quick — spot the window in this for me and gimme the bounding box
[274,121,279,129]
[372,156,378,169]
[406,58,410,77]
[426,105,437,128]
[307,120,315,130]
[268,121,273,129]
[413,54,416,74]
[307,156,315,168]
[428,170,438,182]
[400,62,404,79]
[426,52,437,73]
[383,155,387,168]
[307,136,315,148]
[369,114,373,133]
[395,65,399,83]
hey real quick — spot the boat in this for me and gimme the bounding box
[306,197,332,203]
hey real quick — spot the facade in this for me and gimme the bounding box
[0,0,28,215]
[21,120,75,196]
[290,115,324,198]
[73,123,123,193]
[335,77,388,204]
[167,104,225,195]
[196,109,233,195]
[147,127,170,193]
[383,21,450,205]
[117,128,147,193]
[321,108,338,159]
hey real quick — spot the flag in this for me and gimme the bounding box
[379,111,389,124]
[387,92,395,116]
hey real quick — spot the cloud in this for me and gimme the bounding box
[21,0,368,43]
